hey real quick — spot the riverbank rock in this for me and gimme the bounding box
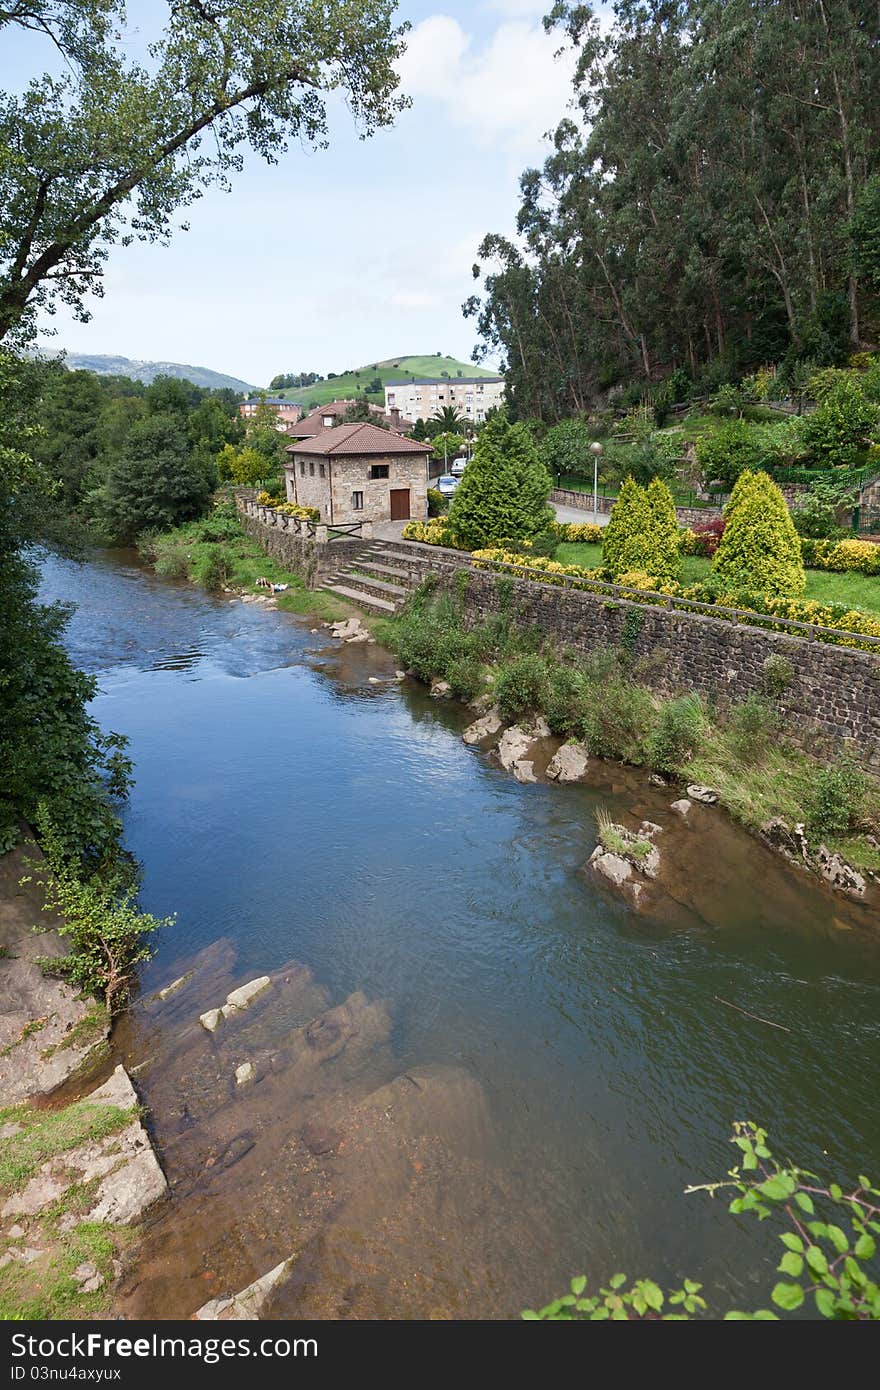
[686,784,719,805]
[329,618,363,641]
[430,678,452,698]
[760,818,866,899]
[586,818,662,908]
[513,761,536,784]
[546,742,590,783]
[2,1067,167,1227]
[462,710,503,746]
[670,799,692,818]
[495,725,532,772]
[815,846,866,899]
[194,1257,295,1320]
[0,840,110,1105]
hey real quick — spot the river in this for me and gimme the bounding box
[39,549,880,1319]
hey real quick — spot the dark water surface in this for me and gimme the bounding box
[40,550,880,1318]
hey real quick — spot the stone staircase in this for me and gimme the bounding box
[321,540,452,615]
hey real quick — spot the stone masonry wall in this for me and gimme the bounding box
[236,497,362,586]
[438,565,880,772]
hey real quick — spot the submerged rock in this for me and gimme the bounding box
[670,799,692,818]
[200,976,272,1032]
[194,1257,295,1321]
[546,742,590,783]
[462,710,503,746]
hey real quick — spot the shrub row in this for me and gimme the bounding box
[799,536,880,575]
[469,547,880,650]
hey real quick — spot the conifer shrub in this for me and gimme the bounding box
[603,477,650,579]
[713,470,806,596]
[448,414,553,550]
[603,476,681,581]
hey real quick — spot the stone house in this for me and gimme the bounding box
[284,422,433,524]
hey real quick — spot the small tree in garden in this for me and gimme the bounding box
[713,470,805,596]
[216,444,268,486]
[642,477,682,582]
[448,413,552,549]
[802,378,879,469]
[604,477,681,582]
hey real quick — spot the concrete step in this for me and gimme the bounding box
[335,570,410,601]
[322,584,397,614]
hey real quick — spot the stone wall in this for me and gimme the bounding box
[550,487,724,528]
[236,497,362,586]
[437,565,880,771]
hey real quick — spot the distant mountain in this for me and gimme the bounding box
[62,353,255,393]
[271,354,502,408]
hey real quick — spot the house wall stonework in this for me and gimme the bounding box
[285,452,429,523]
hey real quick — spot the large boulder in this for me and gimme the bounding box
[546,742,590,783]
[495,726,533,772]
[462,710,503,746]
[194,1257,295,1320]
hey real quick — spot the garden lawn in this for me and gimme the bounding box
[553,544,880,617]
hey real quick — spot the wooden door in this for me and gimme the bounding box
[390,488,410,521]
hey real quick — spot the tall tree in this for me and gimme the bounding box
[0,0,409,341]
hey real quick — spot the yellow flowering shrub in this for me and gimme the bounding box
[402,518,457,545]
[469,549,880,649]
[256,489,284,506]
[549,521,605,544]
[274,502,320,521]
[800,537,880,575]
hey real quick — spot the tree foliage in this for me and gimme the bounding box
[447,413,552,549]
[467,1,880,419]
[603,475,680,583]
[714,470,806,596]
[0,0,409,341]
[91,412,213,540]
[525,1121,880,1320]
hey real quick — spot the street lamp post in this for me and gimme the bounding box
[590,441,603,524]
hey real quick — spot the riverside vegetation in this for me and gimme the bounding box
[372,578,880,876]
[527,1122,880,1321]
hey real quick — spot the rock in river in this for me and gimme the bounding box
[546,742,590,783]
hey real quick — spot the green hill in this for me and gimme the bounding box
[271,355,501,409]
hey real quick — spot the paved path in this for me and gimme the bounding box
[553,502,609,526]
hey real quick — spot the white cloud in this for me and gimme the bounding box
[397,14,575,157]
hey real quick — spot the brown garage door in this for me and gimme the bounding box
[390,488,410,521]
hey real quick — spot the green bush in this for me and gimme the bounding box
[494,653,551,721]
[446,655,484,702]
[802,378,879,469]
[603,476,680,582]
[695,420,764,489]
[713,470,806,597]
[647,694,705,773]
[762,653,794,697]
[427,487,448,517]
[806,761,869,837]
[580,677,655,763]
[191,546,229,593]
[603,477,650,578]
[726,695,780,764]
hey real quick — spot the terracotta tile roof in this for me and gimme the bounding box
[286,423,432,457]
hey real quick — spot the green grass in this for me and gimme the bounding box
[0,1220,122,1321]
[144,517,356,624]
[0,1100,133,1191]
[271,354,499,408]
[554,544,880,616]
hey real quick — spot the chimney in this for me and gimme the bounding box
[390,406,400,429]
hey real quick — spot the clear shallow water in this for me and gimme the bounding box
[40,550,880,1318]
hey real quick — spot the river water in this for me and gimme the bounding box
[39,550,880,1319]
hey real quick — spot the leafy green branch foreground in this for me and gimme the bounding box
[525,1123,880,1320]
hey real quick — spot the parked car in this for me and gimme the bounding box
[436,474,459,497]
[450,457,467,477]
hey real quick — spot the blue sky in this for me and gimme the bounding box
[3,1,586,385]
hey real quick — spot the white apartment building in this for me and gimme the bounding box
[384,375,506,426]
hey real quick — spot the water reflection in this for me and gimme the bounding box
[39,548,880,1319]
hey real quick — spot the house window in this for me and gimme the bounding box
[323,415,334,427]
[319,463,326,478]
[299,462,305,476]
[352,491,364,511]
[309,461,315,476]
[369,464,389,479]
